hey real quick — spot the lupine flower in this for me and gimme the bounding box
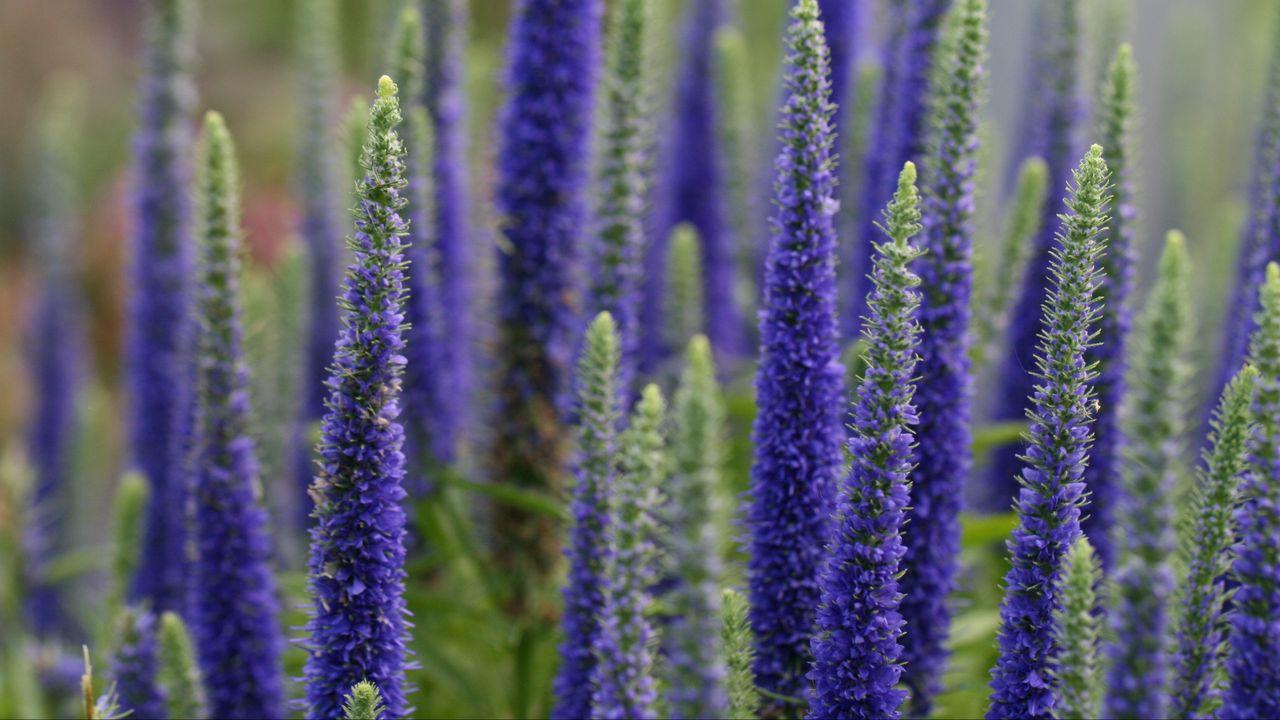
[809,161,923,720]
[128,0,197,614]
[667,335,728,719]
[748,0,845,706]
[1213,17,1280,430]
[188,111,285,718]
[156,611,205,720]
[899,0,985,710]
[24,78,83,642]
[721,589,759,720]
[987,0,1081,511]
[1104,230,1193,720]
[847,0,950,337]
[111,607,167,720]
[665,224,705,365]
[343,681,387,720]
[552,312,623,720]
[971,156,1048,368]
[591,384,666,720]
[1221,262,1280,718]
[1053,538,1103,720]
[986,145,1110,720]
[424,0,473,453]
[643,0,742,369]
[1082,44,1138,572]
[588,0,649,392]
[304,76,412,720]
[1169,365,1258,719]
[292,0,344,530]
[490,0,602,594]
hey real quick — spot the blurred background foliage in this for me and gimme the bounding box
[0,0,1276,717]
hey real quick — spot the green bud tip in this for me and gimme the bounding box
[377,75,396,99]
[1268,261,1280,285]
[901,160,917,186]
[591,311,617,334]
[1165,229,1185,251]
[1089,143,1104,160]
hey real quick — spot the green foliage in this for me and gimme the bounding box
[109,472,149,620]
[720,588,758,720]
[1054,538,1103,720]
[666,223,705,355]
[157,611,205,719]
[972,156,1048,368]
[342,680,387,720]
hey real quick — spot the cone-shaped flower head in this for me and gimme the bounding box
[1169,365,1258,719]
[986,145,1110,720]
[809,162,923,720]
[591,384,666,720]
[847,0,950,335]
[24,77,84,641]
[899,0,985,710]
[424,0,472,452]
[188,111,285,718]
[588,0,649,392]
[721,589,760,720]
[304,76,412,720]
[1103,230,1192,720]
[643,0,742,367]
[1082,44,1138,572]
[987,0,1081,511]
[667,335,728,719]
[748,0,845,704]
[1053,537,1103,720]
[490,0,602,594]
[128,0,197,613]
[665,224,705,357]
[111,607,167,720]
[1222,263,1280,718]
[293,0,345,529]
[552,312,623,720]
[343,681,387,720]
[157,611,205,720]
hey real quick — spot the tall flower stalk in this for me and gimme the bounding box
[589,0,649,392]
[1053,538,1103,720]
[847,0,950,336]
[1169,366,1258,719]
[748,0,845,707]
[552,313,623,720]
[809,162,923,720]
[423,0,472,455]
[1221,262,1280,718]
[490,0,602,600]
[986,145,1110,720]
[293,0,344,530]
[591,384,666,720]
[643,0,741,370]
[987,0,1081,510]
[664,224,705,359]
[667,335,728,719]
[128,0,197,613]
[304,76,412,720]
[1103,230,1193,720]
[721,589,759,720]
[111,607,166,720]
[1082,44,1138,571]
[899,0,986,711]
[188,112,285,718]
[24,78,84,641]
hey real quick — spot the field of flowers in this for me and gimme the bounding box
[2,0,1279,718]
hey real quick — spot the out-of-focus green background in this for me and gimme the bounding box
[0,1,1275,717]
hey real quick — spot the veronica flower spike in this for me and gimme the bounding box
[304,76,412,720]
[188,111,286,718]
[1221,262,1280,718]
[987,145,1111,720]
[1053,537,1103,720]
[1169,365,1257,719]
[552,312,623,720]
[591,384,666,720]
[748,0,845,707]
[809,161,923,720]
[900,0,987,711]
[1103,229,1193,720]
